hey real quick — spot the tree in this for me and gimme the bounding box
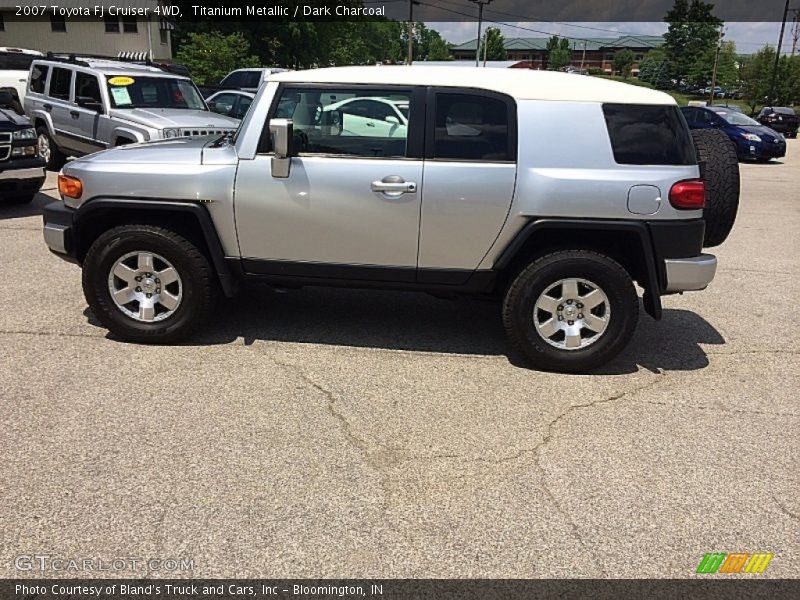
[638,47,672,88]
[175,32,259,86]
[479,27,507,61]
[613,49,635,78]
[403,22,453,61]
[662,0,723,86]
[687,41,738,91]
[547,35,572,70]
[741,45,775,113]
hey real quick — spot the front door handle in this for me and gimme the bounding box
[371,175,417,195]
[70,110,80,119]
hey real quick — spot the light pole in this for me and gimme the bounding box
[769,0,791,104]
[469,0,494,67]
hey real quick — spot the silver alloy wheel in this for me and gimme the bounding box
[533,278,610,350]
[37,133,50,164]
[107,251,183,322]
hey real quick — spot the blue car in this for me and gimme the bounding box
[681,105,786,162]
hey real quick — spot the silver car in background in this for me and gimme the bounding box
[24,56,239,169]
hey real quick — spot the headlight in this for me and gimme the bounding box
[12,128,36,140]
[742,133,761,142]
[163,128,181,139]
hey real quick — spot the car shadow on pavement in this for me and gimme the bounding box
[0,190,55,220]
[85,285,725,375]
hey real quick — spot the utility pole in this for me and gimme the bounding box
[406,0,414,65]
[791,9,799,57]
[769,0,791,105]
[483,30,489,66]
[580,41,587,72]
[469,0,493,67]
[709,34,722,106]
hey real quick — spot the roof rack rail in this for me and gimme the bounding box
[42,52,191,77]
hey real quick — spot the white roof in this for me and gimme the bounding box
[271,66,676,105]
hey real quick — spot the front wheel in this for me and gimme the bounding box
[36,127,67,170]
[502,250,639,373]
[82,225,219,343]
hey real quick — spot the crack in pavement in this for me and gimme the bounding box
[772,494,800,523]
[0,329,103,341]
[641,400,798,418]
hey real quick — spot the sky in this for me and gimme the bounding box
[428,22,798,54]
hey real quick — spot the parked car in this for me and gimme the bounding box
[0,89,45,204]
[218,67,290,93]
[206,90,255,120]
[756,107,799,138]
[0,47,43,104]
[24,56,239,170]
[41,66,740,373]
[324,96,409,138]
[699,86,725,98]
[681,105,786,162]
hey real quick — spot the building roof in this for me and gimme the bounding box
[453,35,664,52]
[271,66,675,105]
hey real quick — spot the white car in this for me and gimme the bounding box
[0,47,43,104]
[326,96,409,138]
[206,90,255,120]
[218,68,290,93]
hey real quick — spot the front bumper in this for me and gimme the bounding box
[739,139,787,159]
[0,163,46,197]
[42,201,77,262]
[664,254,717,292]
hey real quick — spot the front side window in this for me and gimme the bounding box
[233,96,253,119]
[433,93,511,161]
[210,93,237,115]
[29,64,49,94]
[75,71,102,103]
[48,67,72,100]
[106,76,205,110]
[603,104,696,166]
[273,87,411,158]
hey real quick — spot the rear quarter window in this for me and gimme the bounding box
[602,104,696,166]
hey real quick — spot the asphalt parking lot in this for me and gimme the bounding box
[1,146,798,579]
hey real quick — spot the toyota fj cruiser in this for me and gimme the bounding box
[41,67,739,372]
[24,56,239,170]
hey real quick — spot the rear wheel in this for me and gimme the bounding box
[691,129,740,247]
[82,225,219,343]
[36,127,67,171]
[502,250,639,373]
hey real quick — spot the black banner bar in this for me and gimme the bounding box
[3,579,800,600]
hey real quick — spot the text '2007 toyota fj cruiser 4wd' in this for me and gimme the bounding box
[24,56,240,170]
[42,67,740,373]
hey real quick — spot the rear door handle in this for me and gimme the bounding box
[70,110,80,119]
[371,176,417,194]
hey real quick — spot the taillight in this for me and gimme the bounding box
[58,174,83,199]
[669,179,705,210]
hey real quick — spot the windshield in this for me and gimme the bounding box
[106,76,206,110]
[713,110,759,126]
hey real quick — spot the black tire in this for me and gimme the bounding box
[691,129,740,248]
[502,250,639,373]
[82,225,219,344]
[36,126,67,171]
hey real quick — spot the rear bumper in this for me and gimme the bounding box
[664,254,717,292]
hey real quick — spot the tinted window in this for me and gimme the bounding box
[48,67,72,100]
[603,104,696,166]
[233,95,253,119]
[0,52,37,70]
[29,64,49,94]
[272,88,411,158]
[774,107,796,115]
[75,71,101,103]
[433,93,511,161]
[106,77,205,110]
[210,93,237,115]
[220,71,260,88]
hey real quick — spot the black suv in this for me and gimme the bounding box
[757,107,799,138]
[0,89,45,204]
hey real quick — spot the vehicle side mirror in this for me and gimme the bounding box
[207,100,218,112]
[269,118,293,178]
[385,115,400,125]
[0,90,14,107]
[77,96,103,113]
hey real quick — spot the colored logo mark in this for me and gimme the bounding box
[696,552,773,574]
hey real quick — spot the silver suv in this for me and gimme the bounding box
[24,57,239,169]
[41,66,738,373]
